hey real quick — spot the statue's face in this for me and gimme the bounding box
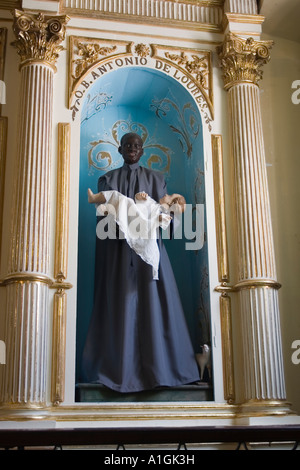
[119,134,144,165]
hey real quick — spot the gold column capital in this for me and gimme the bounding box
[11,9,69,71]
[217,32,273,90]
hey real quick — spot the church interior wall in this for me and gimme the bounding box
[260,34,300,415]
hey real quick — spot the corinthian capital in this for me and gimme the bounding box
[217,33,273,90]
[12,10,69,70]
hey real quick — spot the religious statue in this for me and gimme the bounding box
[81,132,200,392]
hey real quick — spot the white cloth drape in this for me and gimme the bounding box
[97,190,171,279]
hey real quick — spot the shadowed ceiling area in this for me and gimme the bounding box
[260,0,300,43]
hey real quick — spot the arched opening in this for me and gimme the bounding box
[75,66,213,401]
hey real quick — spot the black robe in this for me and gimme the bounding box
[81,162,200,392]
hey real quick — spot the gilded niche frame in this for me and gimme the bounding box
[51,34,235,416]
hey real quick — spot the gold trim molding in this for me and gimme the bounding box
[217,32,273,89]
[11,9,69,71]
[211,134,235,404]
[51,122,71,406]
[51,290,67,405]
[0,399,294,422]
[220,295,235,404]
[223,12,265,29]
[0,272,72,289]
[212,134,229,283]
[54,123,70,282]
[215,279,282,294]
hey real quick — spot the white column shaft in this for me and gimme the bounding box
[224,0,258,15]
[10,64,53,275]
[1,64,53,405]
[241,287,286,400]
[228,83,276,281]
[228,82,286,401]
[1,283,48,404]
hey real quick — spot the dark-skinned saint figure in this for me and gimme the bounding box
[81,132,200,392]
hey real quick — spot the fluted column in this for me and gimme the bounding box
[218,33,286,403]
[224,0,258,15]
[0,10,68,406]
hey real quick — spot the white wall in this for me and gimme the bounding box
[261,34,300,414]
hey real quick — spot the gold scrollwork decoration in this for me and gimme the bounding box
[11,10,69,70]
[69,36,133,102]
[88,139,114,171]
[151,98,200,159]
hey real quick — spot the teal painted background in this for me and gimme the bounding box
[76,67,211,384]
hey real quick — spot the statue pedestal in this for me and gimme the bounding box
[75,383,213,403]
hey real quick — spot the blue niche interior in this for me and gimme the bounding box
[76,66,212,398]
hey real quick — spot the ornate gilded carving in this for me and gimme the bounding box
[151,44,213,106]
[135,43,150,58]
[165,51,209,91]
[11,10,69,70]
[69,36,132,104]
[69,36,213,127]
[217,33,273,89]
[72,40,117,79]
